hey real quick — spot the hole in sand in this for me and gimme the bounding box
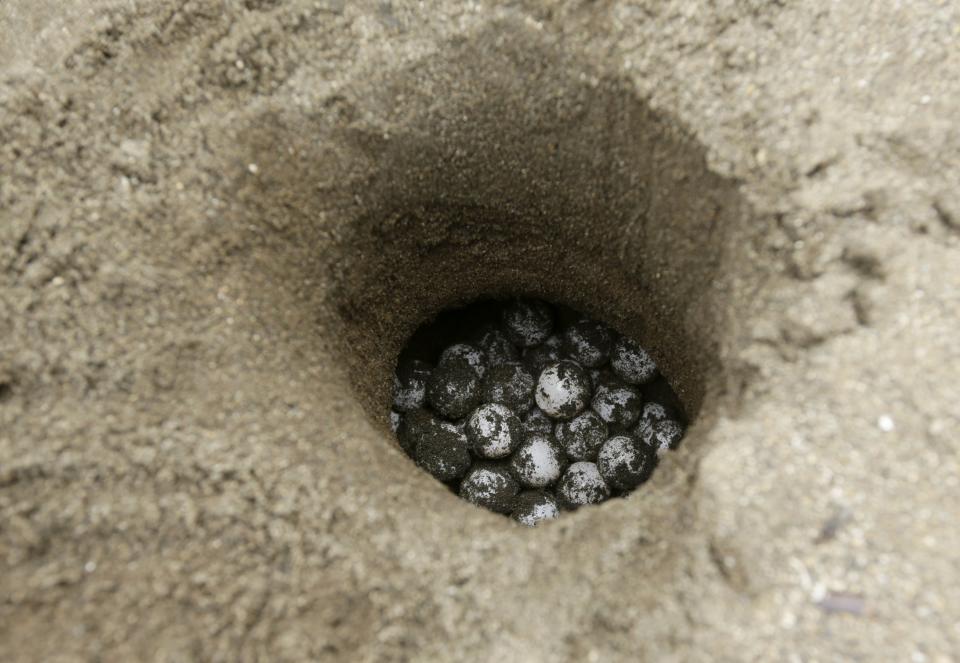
[235,25,759,521]
[316,44,754,518]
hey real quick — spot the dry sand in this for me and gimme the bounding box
[1,1,959,661]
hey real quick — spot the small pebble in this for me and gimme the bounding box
[555,410,608,461]
[592,383,643,430]
[439,343,487,377]
[426,357,481,419]
[502,299,554,347]
[459,463,519,514]
[563,319,613,368]
[817,592,866,615]
[481,362,535,412]
[392,359,432,412]
[521,406,554,436]
[557,462,610,509]
[415,422,472,483]
[474,328,519,368]
[597,435,651,492]
[511,491,561,527]
[522,334,563,375]
[466,403,524,459]
[535,360,592,419]
[511,435,564,488]
[610,337,657,384]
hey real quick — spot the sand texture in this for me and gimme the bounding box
[1,1,959,661]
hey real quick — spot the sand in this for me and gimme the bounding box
[1,0,959,661]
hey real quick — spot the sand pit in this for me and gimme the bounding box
[1,1,959,660]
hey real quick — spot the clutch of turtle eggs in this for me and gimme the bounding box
[390,299,686,527]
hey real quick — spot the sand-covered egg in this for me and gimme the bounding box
[521,406,554,436]
[502,299,554,347]
[439,343,487,377]
[555,410,608,461]
[415,421,472,483]
[481,362,535,412]
[610,337,657,385]
[591,383,643,430]
[633,401,674,440]
[522,333,563,376]
[459,463,519,514]
[648,419,685,457]
[535,360,591,419]
[426,358,481,419]
[466,403,524,459]
[511,491,561,527]
[392,359,432,412]
[563,319,613,368]
[557,462,610,509]
[597,435,651,492]
[510,434,564,488]
[474,328,519,368]
[396,408,438,457]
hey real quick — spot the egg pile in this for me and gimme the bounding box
[390,299,686,526]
